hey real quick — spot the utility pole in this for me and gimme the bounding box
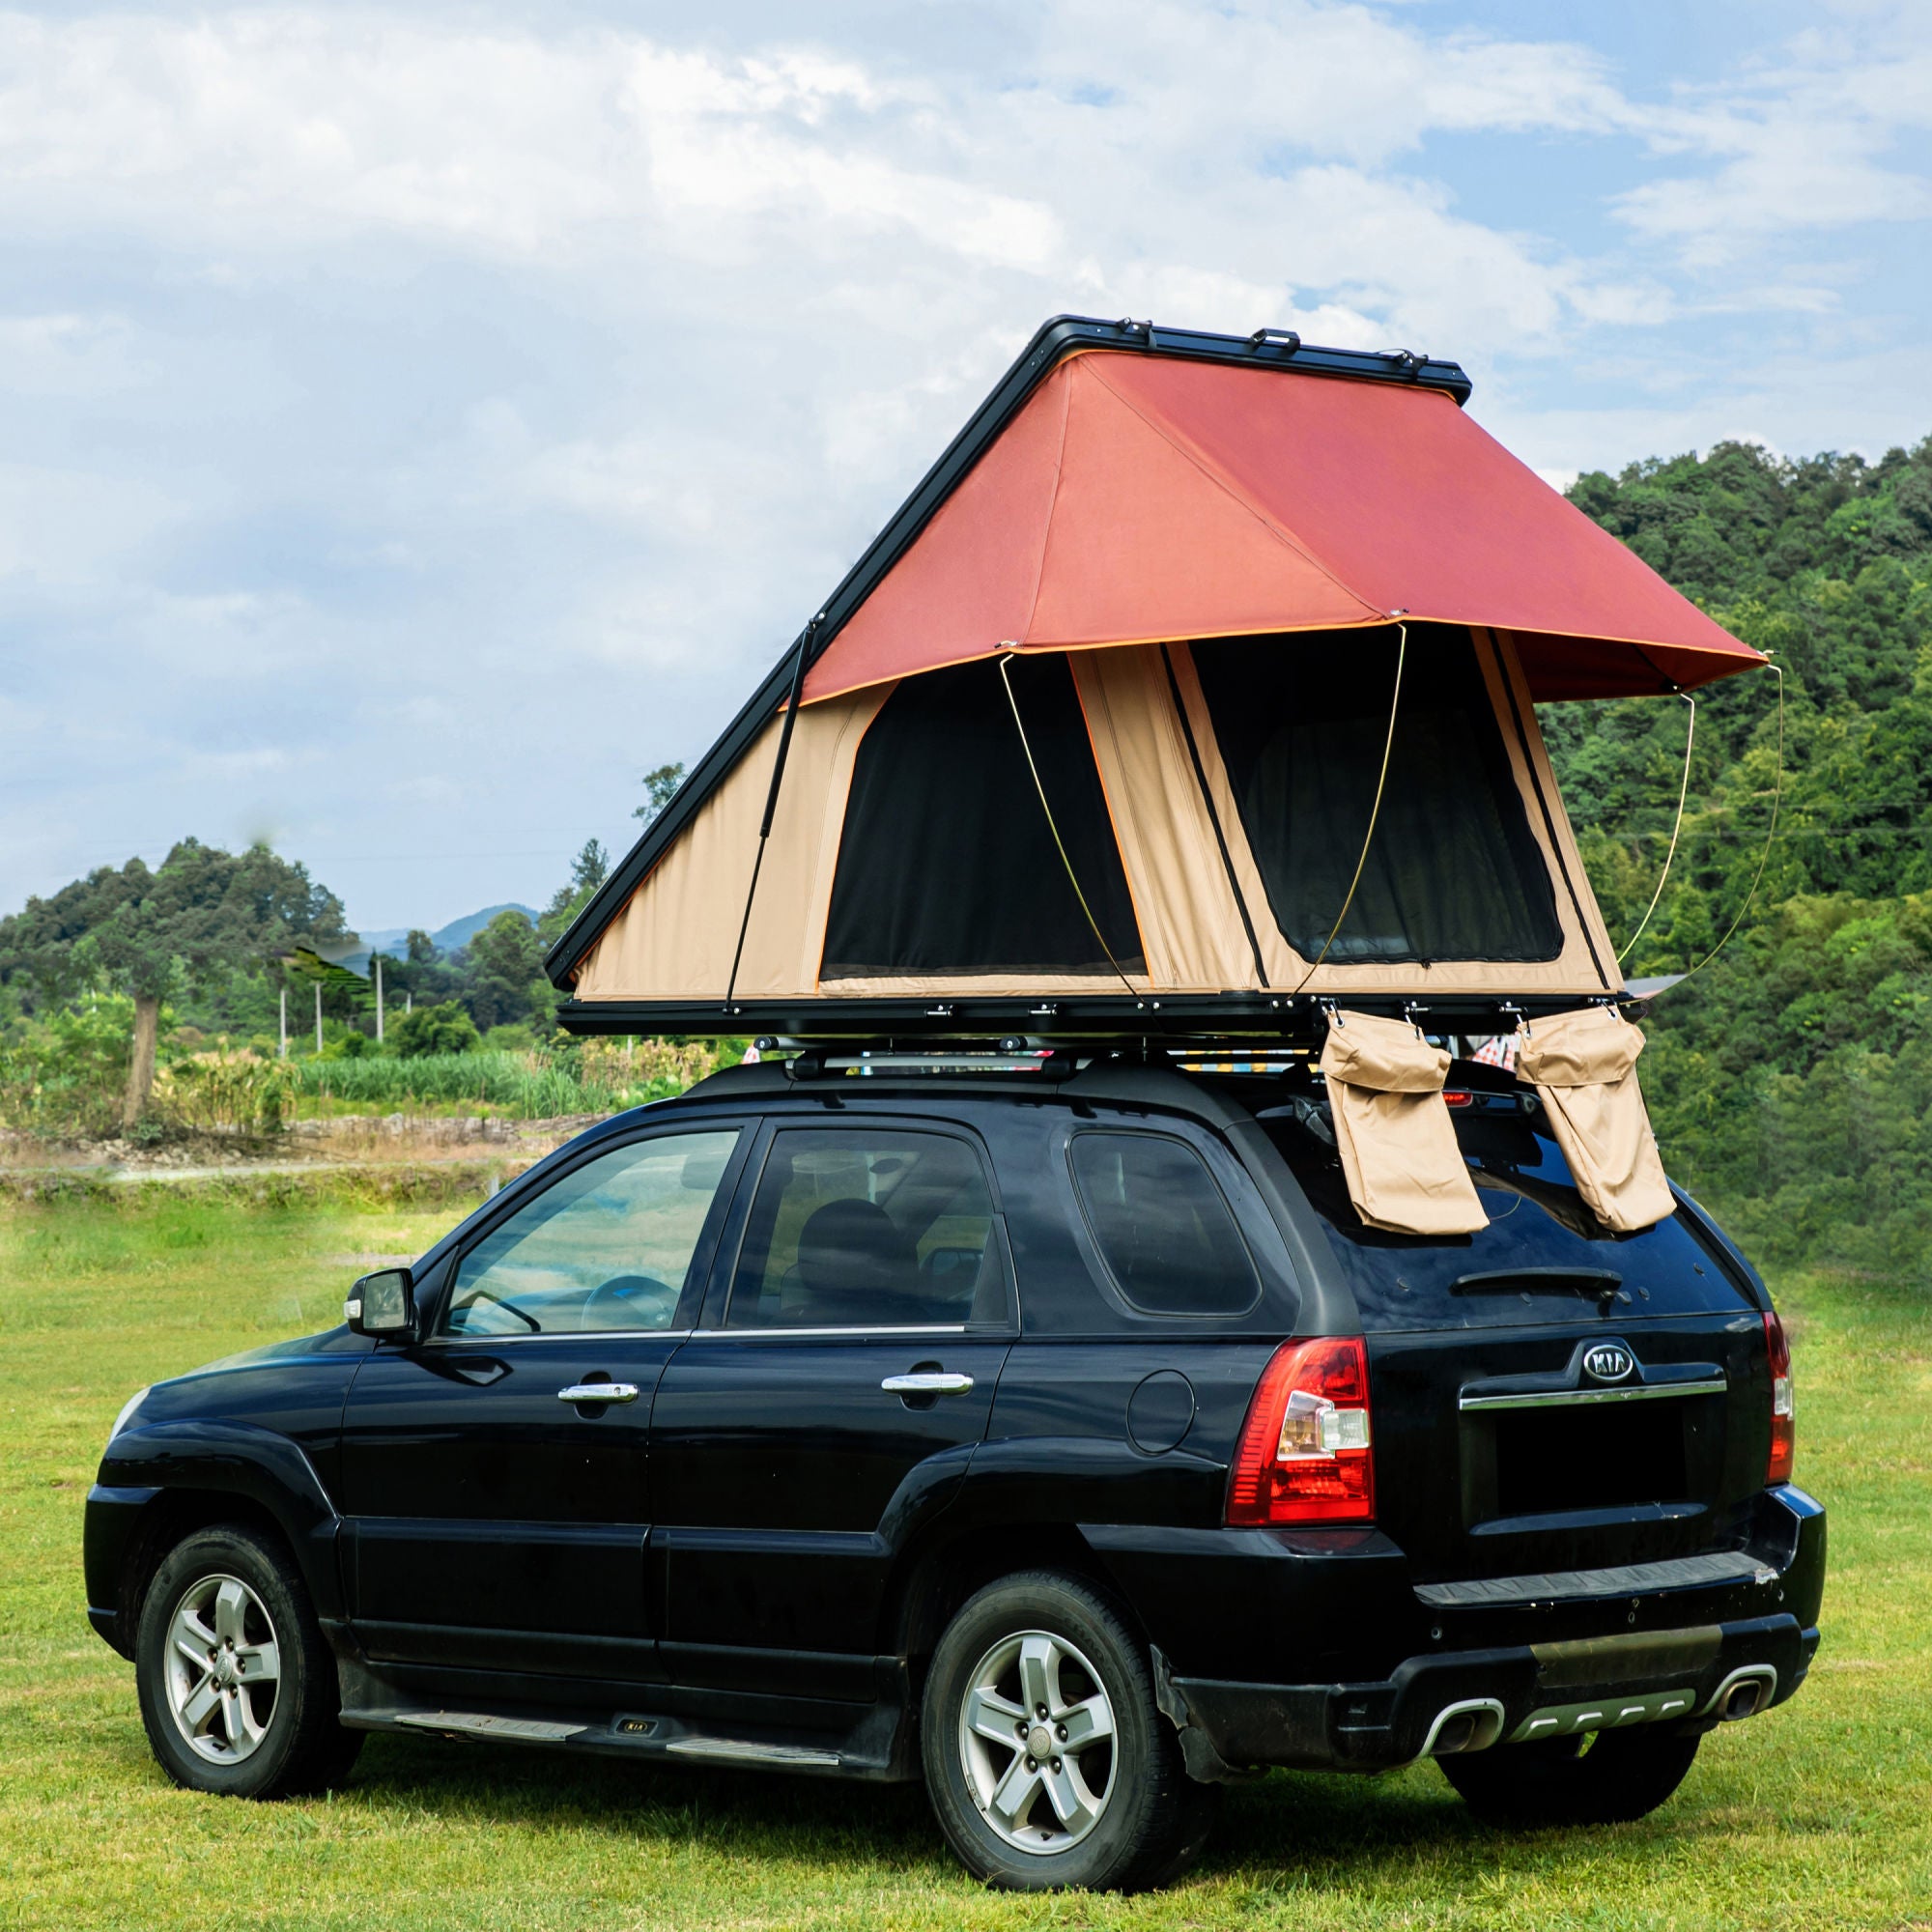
[375,955,384,1044]
[278,986,288,1060]
[315,981,323,1055]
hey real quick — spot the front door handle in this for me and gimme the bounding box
[880,1372,976,1397]
[557,1382,641,1405]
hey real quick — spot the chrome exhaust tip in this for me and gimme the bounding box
[1422,1698,1505,1757]
[1722,1680,1767,1721]
[1702,1664,1776,1723]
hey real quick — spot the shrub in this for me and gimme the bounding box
[155,1050,298,1135]
[389,1002,481,1059]
[292,1039,742,1118]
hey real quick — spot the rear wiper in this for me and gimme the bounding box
[1452,1267,1623,1305]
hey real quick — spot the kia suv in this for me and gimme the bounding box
[85,1051,1825,1891]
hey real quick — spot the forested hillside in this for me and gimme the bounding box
[1549,436,1932,1278]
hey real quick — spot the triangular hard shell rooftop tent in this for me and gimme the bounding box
[548,317,1764,1041]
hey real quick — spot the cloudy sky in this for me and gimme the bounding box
[3,0,1929,935]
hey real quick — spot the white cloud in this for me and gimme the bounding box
[0,1,1926,927]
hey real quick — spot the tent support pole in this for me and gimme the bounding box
[1158,642,1269,988]
[724,619,817,1011]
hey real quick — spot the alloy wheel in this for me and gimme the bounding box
[956,1628,1118,1854]
[162,1573,282,1766]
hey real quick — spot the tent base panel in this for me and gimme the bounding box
[555,991,1631,1045]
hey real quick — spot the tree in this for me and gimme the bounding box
[0,840,349,1125]
[460,910,552,1033]
[539,838,612,949]
[635,762,686,823]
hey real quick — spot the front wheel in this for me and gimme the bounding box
[1439,1724,1702,1827]
[920,1570,1215,1891]
[135,1522,361,1799]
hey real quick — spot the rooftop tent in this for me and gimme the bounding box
[549,317,1767,1037]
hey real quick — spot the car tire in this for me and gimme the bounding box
[1439,1724,1702,1827]
[920,1569,1216,1891]
[135,1522,362,1800]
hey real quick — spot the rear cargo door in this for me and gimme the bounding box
[1262,1090,1772,1582]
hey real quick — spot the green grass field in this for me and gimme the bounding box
[2,1187,1927,1930]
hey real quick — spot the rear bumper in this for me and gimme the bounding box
[1106,1484,1827,1776]
[1169,1611,1818,1775]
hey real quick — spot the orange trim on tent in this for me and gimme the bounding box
[800,353,1762,707]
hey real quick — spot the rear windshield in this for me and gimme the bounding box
[1260,1090,1753,1331]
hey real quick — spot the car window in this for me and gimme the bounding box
[1068,1131,1261,1317]
[441,1130,740,1338]
[1261,1100,1755,1331]
[727,1128,1007,1329]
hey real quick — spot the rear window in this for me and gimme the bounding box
[1262,1094,1752,1330]
[1069,1131,1261,1317]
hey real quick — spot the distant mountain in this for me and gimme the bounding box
[343,903,538,974]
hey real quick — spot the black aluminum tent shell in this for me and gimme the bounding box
[546,315,1474,1038]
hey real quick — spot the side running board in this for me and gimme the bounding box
[393,1711,586,1743]
[345,1704,866,1776]
[667,1736,841,1769]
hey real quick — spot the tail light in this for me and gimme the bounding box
[1227,1336,1375,1525]
[1764,1310,1795,1484]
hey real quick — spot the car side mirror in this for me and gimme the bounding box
[347,1267,416,1341]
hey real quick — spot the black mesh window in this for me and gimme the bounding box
[1069,1132,1260,1317]
[1191,625,1562,963]
[821,656,1144,979]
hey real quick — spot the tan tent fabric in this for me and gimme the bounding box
[570,629,1622,1008]
[1071,644,1257,991]
[570,683,893,1002]
[1320,1010,1489,1236]
[1515,1007,1675,1233]
[1161,633,1619,998]
[1483,631,1622,992]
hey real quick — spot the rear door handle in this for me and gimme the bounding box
[881,1373,975,1396]
[557,1382,641,1405]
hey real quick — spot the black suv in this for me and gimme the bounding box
[86,1053,1825,1891]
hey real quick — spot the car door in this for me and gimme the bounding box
[650,1118,1015,1695]
[337,1121,748,1679]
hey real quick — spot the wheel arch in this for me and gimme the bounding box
[91,1421,343,1656]
[884,1521,1123,1690]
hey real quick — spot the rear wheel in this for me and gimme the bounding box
[135,1523,361,1800]
[920,1570,1216,1891]
[1439,1725,1701,1827]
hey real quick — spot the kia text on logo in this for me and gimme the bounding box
[1582,1345,1635,1382]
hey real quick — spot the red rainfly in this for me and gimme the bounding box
[803,352,1762,706]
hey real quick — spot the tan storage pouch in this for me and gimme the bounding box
[1319,1011,1489,1237]
[1516,1007,1675,1233]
